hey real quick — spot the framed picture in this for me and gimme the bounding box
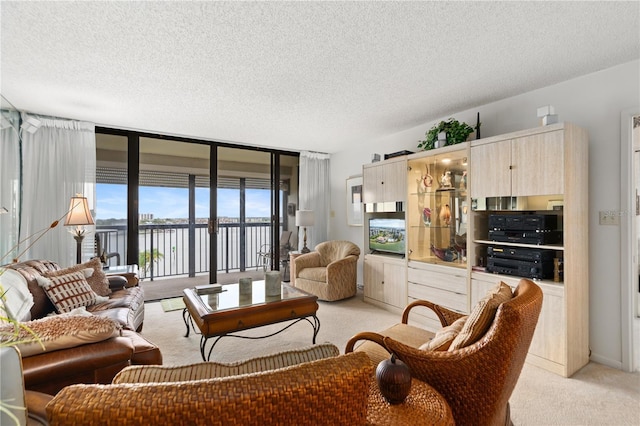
[346,175,363,226]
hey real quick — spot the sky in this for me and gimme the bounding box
[96,184,272,220]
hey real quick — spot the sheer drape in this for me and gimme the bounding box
[298,151,330,249]
[0,110,21,261]
[19,113,96,266]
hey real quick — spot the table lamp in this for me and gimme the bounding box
[295,210,315,254]
[64,194,94,264]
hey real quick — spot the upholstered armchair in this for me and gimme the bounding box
[293,240,360,301]
[346,279,543,426]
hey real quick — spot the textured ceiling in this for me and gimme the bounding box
[1,1,638,154]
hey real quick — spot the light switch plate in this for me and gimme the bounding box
[599,210,620,226]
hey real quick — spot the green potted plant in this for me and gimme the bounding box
[417,118,474,151]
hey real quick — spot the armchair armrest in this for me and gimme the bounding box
[326,255,358,272]
[293,252,321,275]
[402,300,465,327]
[107,275,128,291]
[26,390,53,426]
[344,331,389,356]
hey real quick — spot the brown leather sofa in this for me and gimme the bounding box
[4,259,162,395]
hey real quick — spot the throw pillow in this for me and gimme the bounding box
[0,268,34,322]
[44,257,111,296]
[449,281,513,350]
[0,314,120,357]
[418,316,468,351]
[36,270,109,314]
[113,343,340,384]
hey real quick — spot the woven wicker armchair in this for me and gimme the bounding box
[293,240,360,301]
[345,279,543,426]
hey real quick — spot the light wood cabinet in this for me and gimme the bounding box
[404,146,471,331]
[363,157,407,204]
[363,254,407,312]
[471,274,567,374]
[470,126,564,199]
[469,122,589,377]
[469,140,511,198]
[407,261,468,330]
[360,123,588,377]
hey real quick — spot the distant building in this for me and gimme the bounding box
[139,213,154,221]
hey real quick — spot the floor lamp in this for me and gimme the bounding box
[295,210,315,254]
[64,194,95,264]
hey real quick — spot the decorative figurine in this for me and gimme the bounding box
[440,170,452,188]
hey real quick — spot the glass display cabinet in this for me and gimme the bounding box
[406,146,469,269]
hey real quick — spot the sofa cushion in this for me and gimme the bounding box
[298,266,326,282]
[419,315,468,351]
[113,343,340,383]
[449,281,512,350]
[87,286,145,331]
[36,270,109,313]
[0,313,120,357]
[354,323,434,366]
[44,257,111,296]
[0,267,34,322]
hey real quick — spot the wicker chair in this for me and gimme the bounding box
[44,349,374,426]
[345,279,543,426]
[293,240,360,301]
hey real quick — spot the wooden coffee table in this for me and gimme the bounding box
[182,281,320,361]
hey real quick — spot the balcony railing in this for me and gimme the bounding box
[96,222,280,280]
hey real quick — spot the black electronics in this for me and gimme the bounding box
[488,214,558,231]
[486,246,556,280]
[488,229,562,245]
[488,213,561,245]
[487,246,555,262]
[384,150,413,160]
[486,257,554,280]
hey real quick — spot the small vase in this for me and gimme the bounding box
[376,353,412,404]
[422,207,431,227]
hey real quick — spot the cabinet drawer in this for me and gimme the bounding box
[408,282,467,313]
[408,266,466,294]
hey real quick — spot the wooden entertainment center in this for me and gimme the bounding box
[362,122,589,377]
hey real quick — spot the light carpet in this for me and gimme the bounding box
[139,290,640,425]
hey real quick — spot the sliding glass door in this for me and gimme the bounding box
[136,137,211,281]
[96,128,299,289]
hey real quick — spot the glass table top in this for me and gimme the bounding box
[196,280,313,313]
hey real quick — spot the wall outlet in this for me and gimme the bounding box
[599,210,621,226]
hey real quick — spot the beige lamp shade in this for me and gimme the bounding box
[64,194,94,226]
[295,210,315,227]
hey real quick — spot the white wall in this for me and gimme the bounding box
[329,59,640,369]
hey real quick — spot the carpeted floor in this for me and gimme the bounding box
[139,290,640,425]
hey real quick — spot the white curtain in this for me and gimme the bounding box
[19,113,96,266]
[0,109,21,263]
[298,151,330,250]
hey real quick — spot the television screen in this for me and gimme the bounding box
[369,218,406,255]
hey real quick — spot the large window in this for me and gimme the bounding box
[95,129,299,283]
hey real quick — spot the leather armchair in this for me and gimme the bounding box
[293,240,360,301]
